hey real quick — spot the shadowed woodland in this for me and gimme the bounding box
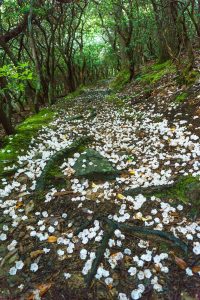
[0,0,200,135]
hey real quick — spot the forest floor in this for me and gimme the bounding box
[0,61,200,300]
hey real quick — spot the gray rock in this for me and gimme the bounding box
[74,149,118,180]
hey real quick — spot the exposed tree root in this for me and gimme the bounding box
[124,183,176,197]
[108,220,188,254]
[86,222,117,287]
[36,136,91,191]
[85,217,188,287]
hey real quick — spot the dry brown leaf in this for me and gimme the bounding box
[170,212,179,217]
[124,255,132,263]
[174,256,187,270]
[48,236,57,243]
[30,250,44,259]
[53,191,74,197]
[154,264,161,272]
[37,283,52,297]
[181,292,196,300]
[27,283,52,300]
[16,201,23,209]
[192,265,200,273]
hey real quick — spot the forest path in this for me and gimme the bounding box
[0,83,200,299]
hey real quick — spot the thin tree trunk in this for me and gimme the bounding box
[28,0,41,113]
[0,103,14,135]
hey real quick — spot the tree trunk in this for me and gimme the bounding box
[0,104,14,135]
[150,0,170,62]
[28,0,42,113]
[0,77,14,135]
[67,61,76,92]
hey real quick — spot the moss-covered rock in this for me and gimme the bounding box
[36,137,91,191]
[74,149,118,180]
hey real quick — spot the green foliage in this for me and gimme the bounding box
[0,109,55,178]
[136,61,176,85]
[183,70,199,85]
[175,92,188,103]
[0,0,199,138]
[109,69,130,92]
[0,63,33,94]
[105,94,124,107]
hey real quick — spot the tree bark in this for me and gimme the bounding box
[28,0,42,113]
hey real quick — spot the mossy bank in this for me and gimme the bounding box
[0,108,55,179]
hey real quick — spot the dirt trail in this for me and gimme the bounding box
[0,84,200,300]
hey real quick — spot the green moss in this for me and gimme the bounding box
[44,165,69,190]
[65,85,86,100]
[0,108,55,178]
[151,61,172,72]
[184,70,199,85]
[175,92,188,103]
[176,64,200,86]
[105,94,124,107]
[109,69,130,92]
[153,176,200,204]
[36,136,91,191]
[136,61,176,85]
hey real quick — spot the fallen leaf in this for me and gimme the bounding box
[27,283,52,300]
[170,212,179,217]
[25,200,35,214]
[120,172,129,178]
[134,212,152,221]
[192,265,200,273]
[37,283,52,297]
[30,250,44,259]
[141,215,152,221]
[129,169,135,175]
[117,193,125,200]
[174,256,187,270]
[154,264,161,272]
[124,255,132,264]
[48,236,57,243]
[181,292,196,300]
[16,201,23,209]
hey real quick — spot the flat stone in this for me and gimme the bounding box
[74,149,118,180]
